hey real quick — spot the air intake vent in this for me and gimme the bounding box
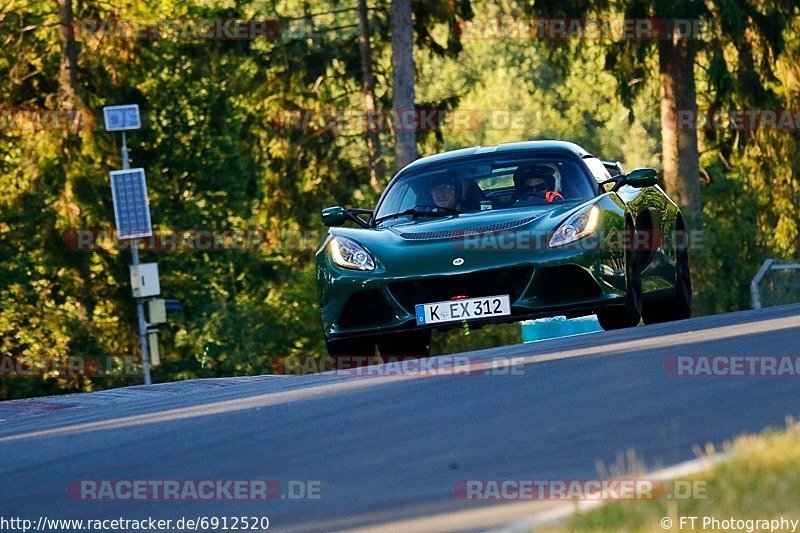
[398,215,540,240]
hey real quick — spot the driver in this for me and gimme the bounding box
[430,179,462,211]
[512,165,564,204]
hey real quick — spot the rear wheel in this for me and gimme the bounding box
[642,240,692,324]
[378,329,432,362]
[596,239,643,331]
[325,336,377,369]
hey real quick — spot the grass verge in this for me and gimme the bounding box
[544,418,800,532]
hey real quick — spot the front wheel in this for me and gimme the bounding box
[642,244,692,324]
[596,248,643,331]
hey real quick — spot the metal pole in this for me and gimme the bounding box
[122,131,152,385]
[750,258,775,310]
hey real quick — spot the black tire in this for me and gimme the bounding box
[596,243,643,331]
[377,329,432,362]
[642,241,692,324]
[325,336,377,369]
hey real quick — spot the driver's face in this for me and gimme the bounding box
[431,183,457,209]
[525,177,548,192]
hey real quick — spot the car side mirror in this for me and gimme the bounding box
[321,206,347,227]
[624,168,658,188]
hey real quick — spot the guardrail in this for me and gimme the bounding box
[750,259,800,309]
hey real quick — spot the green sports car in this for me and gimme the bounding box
[316,141,691,359]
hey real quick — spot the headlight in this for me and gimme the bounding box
[328,236,376,271]
[549,205,600,247]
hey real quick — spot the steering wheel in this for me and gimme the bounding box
[513,190,546,203]
[514,190,564,204]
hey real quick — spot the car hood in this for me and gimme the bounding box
[322,200,596,272]
[381,204,580,240]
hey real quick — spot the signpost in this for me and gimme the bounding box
[104,104,153,385]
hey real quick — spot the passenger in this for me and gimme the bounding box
[430,179,462,211]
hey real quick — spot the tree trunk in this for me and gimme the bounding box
[57,0,79,112]
[357,0,385,192]
[391,0,417,171]
[56,0,94,321]
[658,37,702,223]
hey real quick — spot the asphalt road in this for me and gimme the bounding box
[2,304,800,532]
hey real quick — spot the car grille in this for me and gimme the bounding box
[398,215,540,240]
[388,266,534,312]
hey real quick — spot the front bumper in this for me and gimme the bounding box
[317,246,628,341]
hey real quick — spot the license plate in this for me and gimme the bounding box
[415,295,511,325]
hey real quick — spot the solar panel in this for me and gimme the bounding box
[110,168,152,239]
[103,104,141,131]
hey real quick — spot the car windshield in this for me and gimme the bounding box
[374,154,598,223]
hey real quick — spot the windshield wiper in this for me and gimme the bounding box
[374,205,460,225]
